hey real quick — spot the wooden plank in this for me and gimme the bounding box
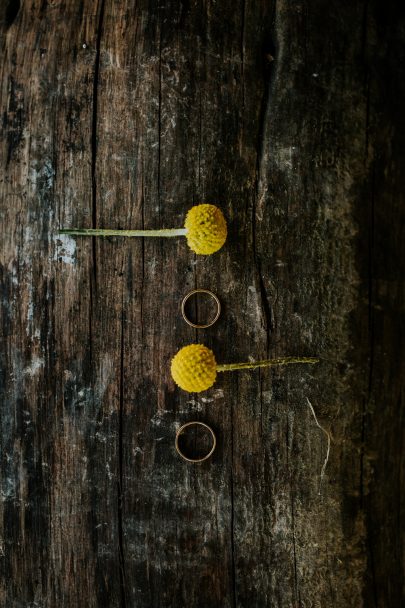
[0,1,403,607]
[360,2,405,604]
[0,1,122,605]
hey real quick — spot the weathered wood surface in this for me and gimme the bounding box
[1,0,404,606]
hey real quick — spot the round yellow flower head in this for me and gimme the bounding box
[171,344,217,392]
[184,204,227,254]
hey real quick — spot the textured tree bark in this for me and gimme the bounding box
[0,1,404,607]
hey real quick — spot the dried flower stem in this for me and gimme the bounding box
[217,357,319,372]
[59,228,188,237]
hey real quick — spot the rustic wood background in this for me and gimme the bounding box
[1,0,404,606]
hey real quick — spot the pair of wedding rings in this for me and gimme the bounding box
[177,289,220,463]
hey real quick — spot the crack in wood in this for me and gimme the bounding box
[91,0,106,288]
[4,0,20,30]
[118,305,127,608]
[230,453,237,608]
[251,3,277,352]
[290,491,300,605]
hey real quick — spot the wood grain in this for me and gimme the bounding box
[0,1,404,606]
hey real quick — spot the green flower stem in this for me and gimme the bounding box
[59,228,188,237]
[216,357,319,372]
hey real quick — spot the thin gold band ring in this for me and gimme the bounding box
[181,289,221,329]
[175,421,217,463]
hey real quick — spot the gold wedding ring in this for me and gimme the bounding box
[181,289,221,329]
[175,421,217,463]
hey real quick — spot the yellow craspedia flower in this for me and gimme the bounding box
[171,344,217,392]
[184,204,227,254]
